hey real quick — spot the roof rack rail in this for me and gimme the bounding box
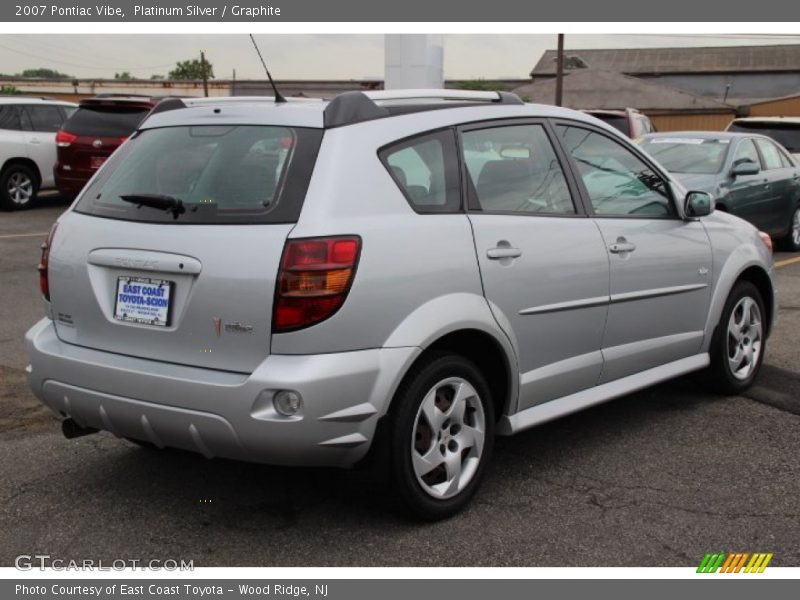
[148,97,187,116]
[324,89,523,128]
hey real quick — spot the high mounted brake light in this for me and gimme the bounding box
[273,236,361,333]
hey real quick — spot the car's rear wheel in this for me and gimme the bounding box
[389,353,494,520]
[0,163,39,211]
[709,281,766,394]
[779,205,800,252]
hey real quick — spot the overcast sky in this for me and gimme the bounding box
[1,34,799,80]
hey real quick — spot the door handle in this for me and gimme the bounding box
[608,242,637,254]
[487,247,522,260]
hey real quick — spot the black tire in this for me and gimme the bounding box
[0,163,39,211]
[778,204,800,252]
[389,352,495,520]
[708,281,766,395]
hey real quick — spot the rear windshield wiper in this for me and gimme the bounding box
[120,194,186,220]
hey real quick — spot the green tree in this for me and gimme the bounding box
[451,79,508,92]
[114,71,134,80]
[149,74,165,80]
[1,84,20,95]
[168,58,213,80]
[19,68,72,79]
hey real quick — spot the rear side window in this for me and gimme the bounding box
[64,106,149,137]
[26,105,66,132]
[755,139,785,170]
[461,124,575,215]
[0,105,23,131]
[75,125,323,225]
[379,129,461,213]
[588,113,630,137]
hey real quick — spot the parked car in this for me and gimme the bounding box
[639,131,800,251]
[27,91,776,519]
[582,108,656,138]
[0,97,76,210]
[727,117,800,162]
[54,95,163,197]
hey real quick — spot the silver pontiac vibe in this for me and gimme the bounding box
[26,90,777,519]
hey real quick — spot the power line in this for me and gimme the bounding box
[0,41,176,72]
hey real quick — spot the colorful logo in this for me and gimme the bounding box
[697,552,773,573]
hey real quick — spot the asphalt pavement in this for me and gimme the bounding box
[1,200,798,567]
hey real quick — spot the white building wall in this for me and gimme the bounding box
[384,34,444,90]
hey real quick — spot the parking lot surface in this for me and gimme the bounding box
[1,201,798,567]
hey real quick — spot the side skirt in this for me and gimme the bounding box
[498,353,710,435]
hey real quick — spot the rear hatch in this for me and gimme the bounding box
[57,101,152,181]
[48,122,323,373]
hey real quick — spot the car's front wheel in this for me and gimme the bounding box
[779,204,800,252]
[0,163,39,211]
[389,353,494,520]
[709,281,766,394]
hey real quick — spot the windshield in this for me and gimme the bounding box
[728,122,800,153]
[640,137,730,174]
[74,124,323,224]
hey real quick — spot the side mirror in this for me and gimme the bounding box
[732,161,760,177]
[684,191,714,218]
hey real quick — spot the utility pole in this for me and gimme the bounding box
[200,50,209,97]
[555,33,564,107]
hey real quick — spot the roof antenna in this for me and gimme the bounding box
[249,33,286,103]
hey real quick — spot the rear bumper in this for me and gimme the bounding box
[53,170,88,196]
[26,319,419,467]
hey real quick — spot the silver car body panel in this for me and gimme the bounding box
[26,95,778,466]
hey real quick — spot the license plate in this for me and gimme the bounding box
[90,156,106,169]
[114,277,173,327]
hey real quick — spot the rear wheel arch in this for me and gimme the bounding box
[1,157,42,185]
[389,328,514,423]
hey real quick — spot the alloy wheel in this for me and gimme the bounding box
[6,171,34,206]
[411,377,486,499]
[727,296,763,381]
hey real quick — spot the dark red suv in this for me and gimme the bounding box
[54,96,162,197]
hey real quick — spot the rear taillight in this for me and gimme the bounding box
[56,130,77,147]
[38,223,58,301]
[273,236,361,333]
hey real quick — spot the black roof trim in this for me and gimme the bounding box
[323,90,525,128]
[148,97,188,116]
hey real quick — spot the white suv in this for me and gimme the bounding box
[0,97,77,210]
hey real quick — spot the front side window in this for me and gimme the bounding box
[379,129,460,213]
[755,139,785,170]
[461,124,574,215]
[559,125,674,217]
[733,138,761,168]
[75,125,322,224]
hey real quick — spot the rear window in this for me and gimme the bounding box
[64,106,150,137]
[728,121,800,154]
[587,113,630,137]
[74,125,323,224]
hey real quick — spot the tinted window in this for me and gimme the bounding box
[559,126,674,217]
[755,139,784,170]
[26,105,66,132]
[0,105,22,131]
[461,124,574,215]
[64,106,149,137]
[588,113,630,137]
[728,121,800,154]
[75,125,323,224]
[733,138,761,168]
[380,129,460,213]
[640,136,730,174]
